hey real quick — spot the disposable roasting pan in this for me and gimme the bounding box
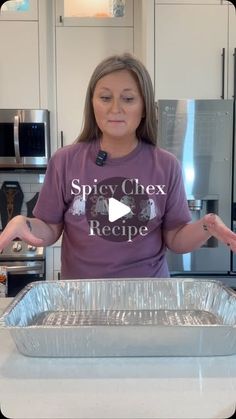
[1,278,236,357]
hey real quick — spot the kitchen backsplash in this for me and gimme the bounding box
[0,172,45,230]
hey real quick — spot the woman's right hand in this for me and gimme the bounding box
[0,215,44,253]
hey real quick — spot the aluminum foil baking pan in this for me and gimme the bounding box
[1,278,236,357]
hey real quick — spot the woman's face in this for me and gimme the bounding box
[92,69,144,142]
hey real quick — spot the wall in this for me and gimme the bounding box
[0,173,45,230]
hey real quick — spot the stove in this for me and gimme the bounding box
[0,240,45,261]
[0,239,46,297]
[0,173,46,296]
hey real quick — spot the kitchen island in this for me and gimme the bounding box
[0,297,236,419]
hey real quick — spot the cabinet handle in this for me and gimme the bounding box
[60,131,64,148]
[57,272,61,281]
[221,48,225,99]
[14,114,20,163]
[233,48,236,99]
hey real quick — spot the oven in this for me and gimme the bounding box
[0,109,50,169]
[0,240,45,297]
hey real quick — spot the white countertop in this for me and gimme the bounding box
[0,297,236,419]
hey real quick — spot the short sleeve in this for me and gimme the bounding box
[33,154,66,224]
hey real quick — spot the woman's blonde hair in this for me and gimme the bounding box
[77,53,157,145]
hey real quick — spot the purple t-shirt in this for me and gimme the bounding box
[33,140,191,279]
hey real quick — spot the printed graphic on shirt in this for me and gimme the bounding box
[69,195,86,216]
[69,176,165,243]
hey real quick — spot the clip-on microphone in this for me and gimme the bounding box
[95,150,107,166]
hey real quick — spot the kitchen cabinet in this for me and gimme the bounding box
[0,21,40,108]
[46,243,61,281]
[155,0,229,4]
[52,246,61,280]
[56,26,133,147]
[0,0,38,20]
[0,1,55,143]
[154,3,235,100]
[55,0,134,148]
[55,0,133,27]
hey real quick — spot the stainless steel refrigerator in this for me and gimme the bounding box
[157,99,236,286]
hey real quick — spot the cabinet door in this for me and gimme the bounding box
[228,4,236,99]
[56,26,133,147]
[53,247,61,271]
[45,247,53,281]
[56,0,133,27]
[0,21,40,108]
[155,4,228,100]
[0,0,38,20]
[155,0,227,4]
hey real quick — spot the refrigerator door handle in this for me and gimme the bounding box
[233,48,236,99]
[221,47,225,99]
[60,130,64,148]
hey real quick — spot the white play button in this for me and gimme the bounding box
[86,176,150,242]
[108,197,131,222]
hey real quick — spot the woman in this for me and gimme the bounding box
[0,53,236,279]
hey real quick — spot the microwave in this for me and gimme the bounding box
[0,109,50,169]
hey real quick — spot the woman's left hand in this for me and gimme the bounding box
[203,213,236,252]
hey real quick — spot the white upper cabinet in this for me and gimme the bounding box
[154,4,231,100]
[0,21,40,108]
[155,0,230,4]
[55,0,134,148]
[0,0,38,20]
[56,26,134,147]
[55,0,133,27]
